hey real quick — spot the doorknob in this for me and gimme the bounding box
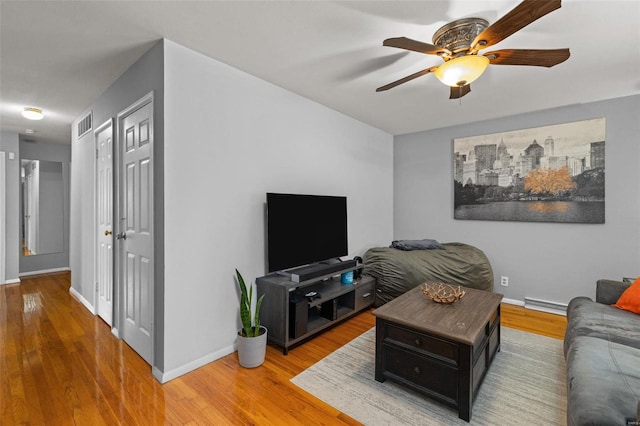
[104,230,112,236]
[116,232,127,240]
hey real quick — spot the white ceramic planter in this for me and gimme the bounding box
[237,326,267,368]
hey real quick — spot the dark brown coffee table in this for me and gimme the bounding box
[373,285,502,422]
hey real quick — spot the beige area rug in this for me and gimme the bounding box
[291,327,567,425]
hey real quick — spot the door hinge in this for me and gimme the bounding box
[96,282,99,292]
[96,148,99,160]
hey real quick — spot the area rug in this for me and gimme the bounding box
[291,327,566,425]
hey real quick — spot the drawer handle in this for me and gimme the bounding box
[414,366,421,374]
[414,338,422,346]
[362,293,371,298]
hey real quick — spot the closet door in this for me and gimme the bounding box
[117,93,154,364]
[96,119,114,325]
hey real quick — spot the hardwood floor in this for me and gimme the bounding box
[501,302,567,340]
[1,272,567,425]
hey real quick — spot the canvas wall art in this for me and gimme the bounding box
[453,118,605,223]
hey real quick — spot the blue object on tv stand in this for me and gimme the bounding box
[341,270,354,284]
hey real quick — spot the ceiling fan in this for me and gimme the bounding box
[376,0,570,99]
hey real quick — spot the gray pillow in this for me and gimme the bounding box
[390,239,444,251]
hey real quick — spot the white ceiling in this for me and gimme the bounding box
[1,0,639,144]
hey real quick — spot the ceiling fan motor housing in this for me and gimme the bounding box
[433,18,489,55]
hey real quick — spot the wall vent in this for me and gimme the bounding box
[77,112,93,138]
[523,297,567,316]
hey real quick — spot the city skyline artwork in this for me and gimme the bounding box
[453,117,605,224]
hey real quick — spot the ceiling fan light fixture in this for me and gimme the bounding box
[22,107,44,120]
[434,55,490,87]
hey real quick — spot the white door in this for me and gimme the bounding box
[117,93,154,364]
[96,119,114,325]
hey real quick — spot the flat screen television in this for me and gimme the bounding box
[266,193,348,272]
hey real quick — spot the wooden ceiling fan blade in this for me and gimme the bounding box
[376,67,437,92]
[471,0,562,50]
[450,85,471,99]
[383,37,450,56]
[484,48,570,67]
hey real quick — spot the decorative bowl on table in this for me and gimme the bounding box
[421,282,466,304]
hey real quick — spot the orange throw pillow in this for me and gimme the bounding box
[613,277,640,314]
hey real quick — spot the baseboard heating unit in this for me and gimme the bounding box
[523,297,568,316]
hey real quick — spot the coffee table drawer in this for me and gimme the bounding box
[384,323,458,363]
[383,343,458,401]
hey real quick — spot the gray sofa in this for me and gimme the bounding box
[564,279,640,426]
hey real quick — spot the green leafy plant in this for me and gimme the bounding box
[236,269,265,337]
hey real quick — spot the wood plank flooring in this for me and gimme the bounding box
[1,272,567,425]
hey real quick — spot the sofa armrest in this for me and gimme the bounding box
[595,279,630,305]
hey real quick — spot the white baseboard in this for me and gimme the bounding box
[502,297,567,316]
[19,267,71,277]
[524,297,568,316]
[1,278,21,285]
[152,344,236,384]
[69,286,96,315]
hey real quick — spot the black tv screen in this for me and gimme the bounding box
[267,193,348,272]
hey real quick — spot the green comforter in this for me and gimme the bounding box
[363,242,494,306]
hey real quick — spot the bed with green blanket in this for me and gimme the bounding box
[363,242,494,307]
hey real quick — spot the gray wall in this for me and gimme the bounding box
[71,38,393,382]
[394,95,640,305]
[159,39,393,380]
[70,40,164,364]
[0,131,20,282]
[19,141,71,274]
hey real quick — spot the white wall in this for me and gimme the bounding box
[161,40,393,378]
[69,126,95,309]
[0,131,20,283]
[394,95,640,305]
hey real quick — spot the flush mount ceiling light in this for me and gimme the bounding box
[22,107,44,120]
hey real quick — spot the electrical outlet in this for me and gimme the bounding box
[500,276,509,287]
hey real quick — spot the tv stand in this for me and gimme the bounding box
[256,265,374,354]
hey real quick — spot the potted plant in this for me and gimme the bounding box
[235,269,267,368]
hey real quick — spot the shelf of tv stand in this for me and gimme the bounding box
[278,263,365,289]
[256,266,374,355]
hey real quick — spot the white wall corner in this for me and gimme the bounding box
[2,278,21,285]
[152,344,236,384]
[69,286,96,315]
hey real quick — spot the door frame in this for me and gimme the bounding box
[0,152,5,284]
[114,91,154,359]
[94,118,115,326]
[26,165,38,254]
